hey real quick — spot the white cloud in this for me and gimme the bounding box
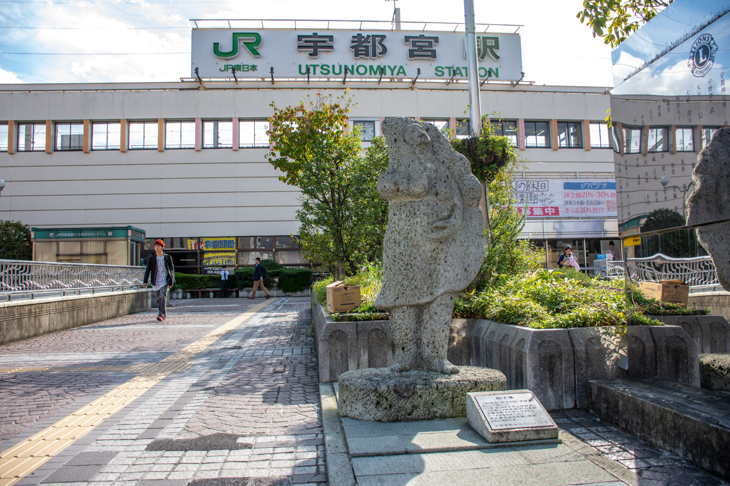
[0,68,24,83]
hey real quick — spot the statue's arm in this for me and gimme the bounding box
[377,156,428,201]
[453,154,483,208]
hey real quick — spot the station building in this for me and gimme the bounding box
[0,20,623,272]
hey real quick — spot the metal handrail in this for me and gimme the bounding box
[0,260,146,301]
[606,253,719,287]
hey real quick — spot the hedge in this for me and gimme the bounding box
[172,260,312,294]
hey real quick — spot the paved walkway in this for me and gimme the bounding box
[0,297,325,486]
[0,296,725,486]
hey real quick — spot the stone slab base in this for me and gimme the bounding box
[337,366,506,422]
[590,378,730,481]
[699,353,730,391]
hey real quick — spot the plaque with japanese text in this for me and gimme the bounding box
[475,392,554,430]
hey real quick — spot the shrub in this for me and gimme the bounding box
[235,260,312,293]
[313,262,383,313]
[172,273,220,291]
[277,268,313,293]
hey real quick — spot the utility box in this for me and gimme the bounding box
[326,281,362,313]
[640,280,690,307]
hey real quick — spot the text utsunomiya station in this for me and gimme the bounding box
[0,19,626,273]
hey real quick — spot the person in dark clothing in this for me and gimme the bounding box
[221,265,230,298]
[557,245,580,271]
[143,239,175,321]
[250,257,270,299]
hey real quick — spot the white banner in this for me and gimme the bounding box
[512,179,617,218]
[191,29,522,81]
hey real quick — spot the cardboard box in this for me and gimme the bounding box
[326,281,362,313]
[639,280,689,307]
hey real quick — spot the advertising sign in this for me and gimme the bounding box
[202,251,236,275]
[191,29,522,81]
[512,180,617,218]
[200,237,236,251]
[34,228,127,239]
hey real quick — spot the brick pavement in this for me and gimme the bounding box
[0,297,326,486]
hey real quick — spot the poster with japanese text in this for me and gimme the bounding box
[512,180,617,218]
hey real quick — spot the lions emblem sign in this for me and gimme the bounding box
[688,34,718,78]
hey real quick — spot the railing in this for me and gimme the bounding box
[0,260,146,301]
[606,253,719,288]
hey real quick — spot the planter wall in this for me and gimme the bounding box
[312,299,701,410]
[649,314,730,354]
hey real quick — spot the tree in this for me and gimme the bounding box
[577,0,673,48]
[0,220,32,260]
[266,91,388,279]
[640,208,699,258]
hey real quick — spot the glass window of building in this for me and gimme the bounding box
[92,122,121,150]
[165,121,195,149]
[353,121,375,141]
[17,123,46,152]
[675,127,694,152]
[589,122,610,148]
[55,123,84,151]
[647,127,668,152]
[623,126,641,154]
[557,122,582,148]
[422,119,450,134]
[490,119,518,145]
[524,121,549,148]
[611,125,621,153]
[203,120,233,149]
[239,120,270,148]
[455,119,470,139]
[238,237,255,250]
[0,124,7,151]
[256,236,273,250]
[701,127,720,148]
[128,121,158,150]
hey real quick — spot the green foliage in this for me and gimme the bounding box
[0,220,31,260]
[626,284,708,315]
[173,262,312,294]
[172,273,221,291]
[640,208,700,258]
[313,261,384,314]
[266,91,388,279]
[454,270,663,329]
[277,268,313,293]
[577,0,672,47]
[450,116,517,184]
[642,208,685,231]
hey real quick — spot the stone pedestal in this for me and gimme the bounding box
[337,366,506,422]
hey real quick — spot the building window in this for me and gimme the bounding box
[92,122,121,150]
[455,119,470,139]
[0,124,7,152]
[623,126,641,154]
[557,122,582,148]
[524,121,549,148]
[55,123,84,151]
[17,123,46,152]
[589,122,610,148]
[239,120,269,148]
[203,120,233,149]
[490,119,518,145]
[675,126,694,152]
[165,121,195,149]
[611,125,621,153]
[353,121,376,141]
[647,127,668,152]
[128,121,158,150]
[701,127,720,148]
[422,119,450,134]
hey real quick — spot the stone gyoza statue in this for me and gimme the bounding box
[374,118,486,374]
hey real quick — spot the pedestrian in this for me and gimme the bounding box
[249,257,270,299]
[557,245,580,271]
[607,241,618,260]
[143,239,175,321]
[221,265,230,298]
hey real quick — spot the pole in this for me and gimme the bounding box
[464,0,489,237]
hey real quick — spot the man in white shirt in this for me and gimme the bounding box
[221,265,230,298]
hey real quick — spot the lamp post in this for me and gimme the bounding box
[660,175,695,220]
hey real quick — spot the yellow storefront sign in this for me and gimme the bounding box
[203,252,236,267]
[623,235,642,247]
[199,237,236,251]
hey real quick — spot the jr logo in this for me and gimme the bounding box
[214,32,262,59]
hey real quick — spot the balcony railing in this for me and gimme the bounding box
[0,260,145,301]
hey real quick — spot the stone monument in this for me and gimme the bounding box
[338,118,506,422]
[687,127,730,291]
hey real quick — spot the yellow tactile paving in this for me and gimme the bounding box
[0,298,276,485]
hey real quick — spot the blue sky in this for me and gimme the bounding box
[0,0,614,86]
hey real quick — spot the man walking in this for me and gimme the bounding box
[221,265,230,298]
[143,239,175,321]
[249,257,270,299]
